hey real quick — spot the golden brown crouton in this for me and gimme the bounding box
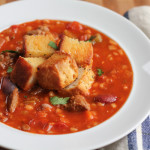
[37,52,78,90]
[11,56,45,91]
[61,66,95,95]
[24,34,56,58]
[60,36,93,67]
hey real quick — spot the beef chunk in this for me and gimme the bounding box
[61,66,95,96]
[0,52,17,70]
[7,88,19,113]
[64,95,90,111]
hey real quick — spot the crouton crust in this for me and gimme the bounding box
[11,56,45,91]
[60,36,93,67]
[37,52,78,90]
[24,33,56,58]
[61,66,95,95]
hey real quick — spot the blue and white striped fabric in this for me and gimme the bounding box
[99,6,150,150]
[99,116,150,150]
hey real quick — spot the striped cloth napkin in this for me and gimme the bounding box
[99,6,150,150]
[100,117,150,150]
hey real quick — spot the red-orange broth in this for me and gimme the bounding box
[0,20,133,134]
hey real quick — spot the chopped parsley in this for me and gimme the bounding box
[7,66,13,73]
[48,41,58,50]
[24,96,27,98]
[97,69,104,76]
[1,50,19,54]
[50,96,70,105]
[87,35,96,42]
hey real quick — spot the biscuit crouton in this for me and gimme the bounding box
[24,34,56,58]
[37,52,78,90]
[61,66,95,95]
[11,56,45,91]
[60,36,93,67]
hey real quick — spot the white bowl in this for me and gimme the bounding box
[0,0,150,149]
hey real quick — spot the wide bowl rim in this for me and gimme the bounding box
[0,0,150,150]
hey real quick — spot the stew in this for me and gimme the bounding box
[0,20,133,134]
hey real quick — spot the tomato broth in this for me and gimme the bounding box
[0,20,133,134]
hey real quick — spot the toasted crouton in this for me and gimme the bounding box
[37,52,78,90]
[11,56,45,91]
[24,34,56,58]
[61,66,95,95]
[60,36,93,67]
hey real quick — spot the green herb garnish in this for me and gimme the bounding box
[97,69,104,76]
[50,96,70,105]
[24,96,27,98]
[87,35,96,42]
[7,66,13,73]
[1,50,19,54]
[48,41,58,50]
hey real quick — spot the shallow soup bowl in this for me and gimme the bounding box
[0,0,150,150]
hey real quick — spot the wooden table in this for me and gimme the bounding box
[0,0,150,15]
[0,0,150,150]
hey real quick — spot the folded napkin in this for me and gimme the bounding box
[99,6,150,150]
[100,116,150,150]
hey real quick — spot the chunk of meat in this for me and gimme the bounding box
[37,52,78,90]
[63,95,90,111]
[61,66,95,95]
[1,77,16,95]
[0,52,18,69]
[30,86,44,95]
[7,88,19,113]
[94,95,117,103]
